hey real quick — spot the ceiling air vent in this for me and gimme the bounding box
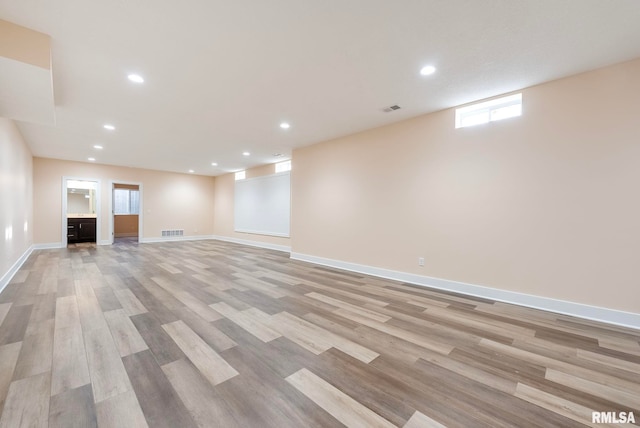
[383,105,401,113]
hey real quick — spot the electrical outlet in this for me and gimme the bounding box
[418,257,425,267]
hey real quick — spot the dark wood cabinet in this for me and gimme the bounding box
[67,218,96,243]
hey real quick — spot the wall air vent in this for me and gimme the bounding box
[161,229,184,237]
[383,105,401,113]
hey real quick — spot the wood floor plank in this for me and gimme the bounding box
[104,274,127,290]
[38,275,57,295]
[0,304,32,346]
[162,320,239,386]
[129,313,186,366]
[423,305,537,339]
[54,295,79,329]
[157,263,182,274]
[296,280,390,307]
[598,337,640,357]
[270,311,379,364]
[51,297,91,396]
[404,410,448,428]
[49,384,97,428]
[126,281,178,324]
[9,271,29,284]
[122,350,197,428]
[113,288,148,316]
[93,287,122,312]
[75,279,109,332]
[0,342,22,414]
[304,312,423,365]
[95,390,148,428]
[56,278,75,298]
[13,319,54,380]
[479,338,640,399]
[307,292,392,323]
[545,368,639,410]
[219,342,345,428]
[335,309,454,355]
[286,368,396,428]
[104,309,148,357]
[83,326,133,403]
[514,383,596,427]
[269,314,329,354]
[0,304,11,328]
[12,280,39,307]
[152,277,222,322]
[25,293,56,336]
[173,307,237,352]
[162,358,240,427]
[210,302,281,342]
[576,348,640,374]
[0,372,50,428]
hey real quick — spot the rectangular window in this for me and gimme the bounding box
[275,160,291,173]
[114,189,140,214]
[235,171,246,180]
[455,93,522,129]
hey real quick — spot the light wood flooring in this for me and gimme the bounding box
[0,239,638,427]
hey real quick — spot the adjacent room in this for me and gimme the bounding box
[1,1,639,427]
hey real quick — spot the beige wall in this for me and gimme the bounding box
[292,58,640,313]
[0,118,33,283]
[0,19,51,69]
[33,158,215,244]
[213,163,291,248]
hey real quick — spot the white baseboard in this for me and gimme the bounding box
[212,235,291,253]
[33,242,65,250]
[290,252,640,330]
[0,245,34,294]
[34,241,110,247]
[140,235,217,244]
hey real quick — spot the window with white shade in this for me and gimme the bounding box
[114,189,140,214]
[455,93,522,128]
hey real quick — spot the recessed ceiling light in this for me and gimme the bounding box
[188,169,195,173]
[211,162,218,166]
[280,122,290,129]
[420,65,436,76]
[242,151,250,156]
[88,157,96,162]
[273,153,282,157]
[128,74,144,83]
[103,124,115,130]
[93,145,103,150]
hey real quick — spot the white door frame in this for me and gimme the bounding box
[108,180,143,244]
[62,176,101,246]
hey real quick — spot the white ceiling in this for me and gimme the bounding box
[1,0,640,176]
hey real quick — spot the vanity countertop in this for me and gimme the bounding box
[67,214,97,218]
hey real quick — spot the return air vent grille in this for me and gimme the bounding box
[161,229,184,237]
[383,105,401,112]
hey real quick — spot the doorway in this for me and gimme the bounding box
[110,181,142,244]
[62,178,100,247]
